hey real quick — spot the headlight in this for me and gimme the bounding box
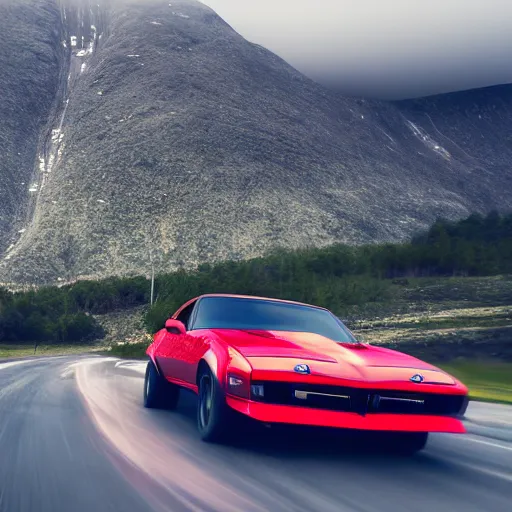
[226,373,250,398]
[229,376,244,387]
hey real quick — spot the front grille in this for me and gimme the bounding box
[251,381,468,417]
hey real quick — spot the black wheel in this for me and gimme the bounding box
[369,431,428,455]
[143,360,180,410]
[197,367,232,442]
[402,432,428,454]
[391,432,429,455]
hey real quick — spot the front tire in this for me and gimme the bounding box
[143,360,180,410]
[197,368,232,442]
[401,432,429,454]
[389,432,429,455]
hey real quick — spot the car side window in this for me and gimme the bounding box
[175,301,196,330]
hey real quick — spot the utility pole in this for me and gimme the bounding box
[146,218,159,307]
[150,251,155,306]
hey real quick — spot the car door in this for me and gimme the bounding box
[155,299,209,387]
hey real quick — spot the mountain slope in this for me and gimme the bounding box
[0,0,65,254]
[0,0,511,285]
[395,85,512,207]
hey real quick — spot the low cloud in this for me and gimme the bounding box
[201,0,512,99]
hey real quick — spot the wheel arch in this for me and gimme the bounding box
[146,349,164,376]
[196,343,251,391]
[146,332,165,375]
[195,338,235,390]
[196,349,221,387]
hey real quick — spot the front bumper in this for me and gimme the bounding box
[226,396,467,433]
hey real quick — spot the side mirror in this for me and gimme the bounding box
[165,319,186,335]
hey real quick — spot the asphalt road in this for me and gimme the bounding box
[0,356,511,512]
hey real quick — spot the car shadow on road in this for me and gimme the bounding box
[175,392,440,463]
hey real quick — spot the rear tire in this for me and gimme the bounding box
[143,360,180,410]
[197,367,232,442]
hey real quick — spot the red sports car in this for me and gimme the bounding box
[144,294,469,453]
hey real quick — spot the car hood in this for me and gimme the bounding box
[209,329,456,385]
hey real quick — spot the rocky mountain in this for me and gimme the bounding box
[0,0,511,285]
[0,0,65,255]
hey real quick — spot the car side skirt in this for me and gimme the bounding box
[226,396,466,433]
[165,376,198,394]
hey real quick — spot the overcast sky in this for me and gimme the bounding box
[200,0,512,99]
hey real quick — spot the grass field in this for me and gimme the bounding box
[0,344,104,359]
[438,361,512,404]
[345,276,512,362]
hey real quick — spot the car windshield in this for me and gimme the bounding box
[191,296,357,343]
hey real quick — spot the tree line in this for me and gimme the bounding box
[1,211,510,343]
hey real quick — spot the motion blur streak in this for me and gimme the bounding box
[0,359,54,371]
[459,437,512,452]
[75,358,268,512]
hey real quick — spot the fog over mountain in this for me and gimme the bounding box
[0,0,511,285]
[201,0,512,99]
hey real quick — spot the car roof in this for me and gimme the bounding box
[174,293,327,317]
